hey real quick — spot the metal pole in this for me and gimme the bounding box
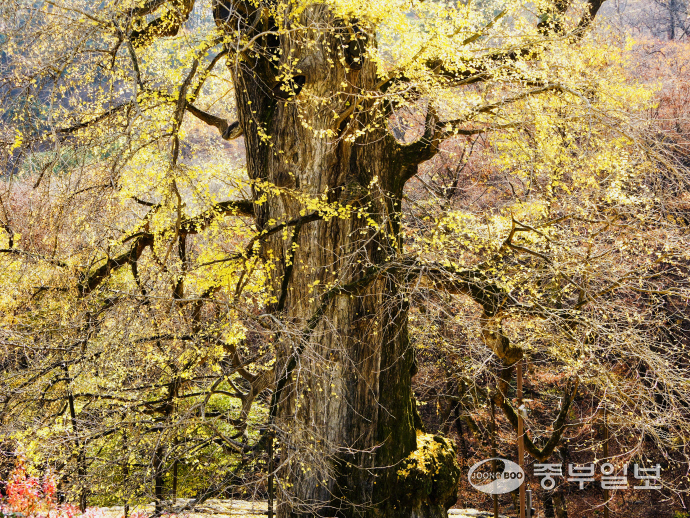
[491,399,498,518]
[604,405,609,518]
[526,489,532,518]
[517,360,525,518]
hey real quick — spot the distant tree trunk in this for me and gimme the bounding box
[153,381,176,513]
[552,492,568,518]
[123,431,130,518]
[64,365,87,512]
[553,446,570,518]
[218,4,460,517]
[153,445,165,514]
[172,459,178,503]
[454,405,469,466]
[669,0,677,40]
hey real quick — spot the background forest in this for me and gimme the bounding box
[1,0,690,517]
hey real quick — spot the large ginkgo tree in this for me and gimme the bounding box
[4,0,690,517]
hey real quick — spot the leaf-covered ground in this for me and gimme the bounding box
[99,500,267,518]
[97,501,508,518]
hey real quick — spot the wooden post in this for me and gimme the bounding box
[603,405,609,518]
[268,430,274,518]
[491,399,498,518]
[518,360,525,518]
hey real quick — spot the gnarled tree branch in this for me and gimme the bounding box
[185,102,243,140]
[130,0,195,48]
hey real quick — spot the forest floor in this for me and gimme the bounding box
[99,499,267,518]
[97,500,507,518]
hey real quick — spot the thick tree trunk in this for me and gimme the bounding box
[221,4,460,517]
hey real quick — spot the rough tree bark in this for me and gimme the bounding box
[213,3,460,517]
